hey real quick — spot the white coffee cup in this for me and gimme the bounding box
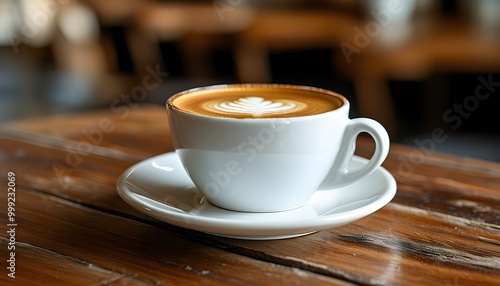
[166,84,390,212]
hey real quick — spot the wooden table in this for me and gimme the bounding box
[1,105,499,285]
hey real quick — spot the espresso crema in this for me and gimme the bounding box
[170,86,343,118]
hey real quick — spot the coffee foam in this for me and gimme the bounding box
[203,97,307,117]
[171,86,343,118]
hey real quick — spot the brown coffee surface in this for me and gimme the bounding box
[170,86,343,118]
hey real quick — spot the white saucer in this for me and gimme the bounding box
[117,152,397,240]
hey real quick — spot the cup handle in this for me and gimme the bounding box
[318,118,390,190]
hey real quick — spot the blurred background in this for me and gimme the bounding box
[1,0,499,161]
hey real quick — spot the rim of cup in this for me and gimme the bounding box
[166,83,350,121]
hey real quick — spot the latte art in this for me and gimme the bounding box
[207,97,306,116]
[169,85,343,118]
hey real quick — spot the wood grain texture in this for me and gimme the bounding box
[0,238,134,286]
[0,187,351,286]
[1,105,499,285]
[5,104,173,161]
[206,203,500,285]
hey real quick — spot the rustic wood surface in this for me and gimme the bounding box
[1,105,499,285]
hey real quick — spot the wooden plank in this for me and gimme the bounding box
[380,145,500,225]
[354,139,500,225]
[0,136,138,216]
[0,188,352,286]
[0,238,145,286]
[200,202,500,285]
[5,104,173,161]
